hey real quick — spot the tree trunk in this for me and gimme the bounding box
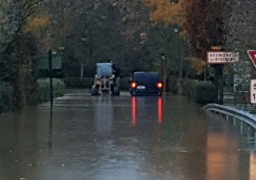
[80,63,84,79]
[11,52,27,110]
[177,58,184,94]
[204,66,207,81]
[17,63,27,109]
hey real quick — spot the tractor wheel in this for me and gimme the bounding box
[91,86,98,96]
[113,87,120,96]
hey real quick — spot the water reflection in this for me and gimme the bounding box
[206,132,239,180]
[206,114,245,180]
[1,92,256,180]
[157,97,162,124]
[0,107,42,180]
[250,152,256,180]
[94,96,113,138]
[131,97,136,127]
[131,96,162,127]
[48,110,53,150]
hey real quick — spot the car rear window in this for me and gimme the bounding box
[133,72,161,83]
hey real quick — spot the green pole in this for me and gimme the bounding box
[49,49,53,107]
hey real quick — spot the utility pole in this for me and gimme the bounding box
[161,52,167,94]
[177,40,184,94]
[211,46,224,104]
[163,59,167,94]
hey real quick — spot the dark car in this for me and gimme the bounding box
[129,71,163,96]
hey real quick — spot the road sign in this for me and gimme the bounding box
[207,51,239,64]
[39,55,62,70]
[250,79,256,103]
[247,50,256,68]
[211,46,222,50]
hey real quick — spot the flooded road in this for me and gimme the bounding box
[0,90,255,180]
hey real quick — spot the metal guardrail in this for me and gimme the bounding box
[204,103,256,129]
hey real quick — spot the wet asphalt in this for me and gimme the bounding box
[0,89,255,180]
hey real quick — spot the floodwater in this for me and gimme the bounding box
[0,90,255,180]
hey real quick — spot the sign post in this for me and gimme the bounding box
[207,49,239,104]
[39,49,63,109]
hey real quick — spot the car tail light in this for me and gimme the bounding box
[130,82,136,88]
[157,82,163,89]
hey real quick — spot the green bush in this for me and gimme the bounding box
[37,78,65,103]
[120,77,130,90]
[63,77,94,88]
[182,79,198,99]
[167,76,178,93]
[196,81,215,104]
[0,82,13,113]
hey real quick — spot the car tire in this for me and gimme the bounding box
[131,91,136,96]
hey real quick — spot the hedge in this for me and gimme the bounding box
[37,78,65,103]
[195,81,216,104]
[0,82,13,113]
[62,77,93,88]
[181,79,199,99]
[63,77,131,90]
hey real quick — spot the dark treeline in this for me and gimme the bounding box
[0,0,255,109]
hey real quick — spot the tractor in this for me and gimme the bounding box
[91,63,120,96]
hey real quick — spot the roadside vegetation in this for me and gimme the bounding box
[0,0,255,113]
[37,79,65,103]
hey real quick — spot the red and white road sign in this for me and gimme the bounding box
[248,50,256,68]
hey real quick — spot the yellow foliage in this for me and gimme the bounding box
[186,57,206,74]
[143,0,184,26]
[24,16,48,33]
